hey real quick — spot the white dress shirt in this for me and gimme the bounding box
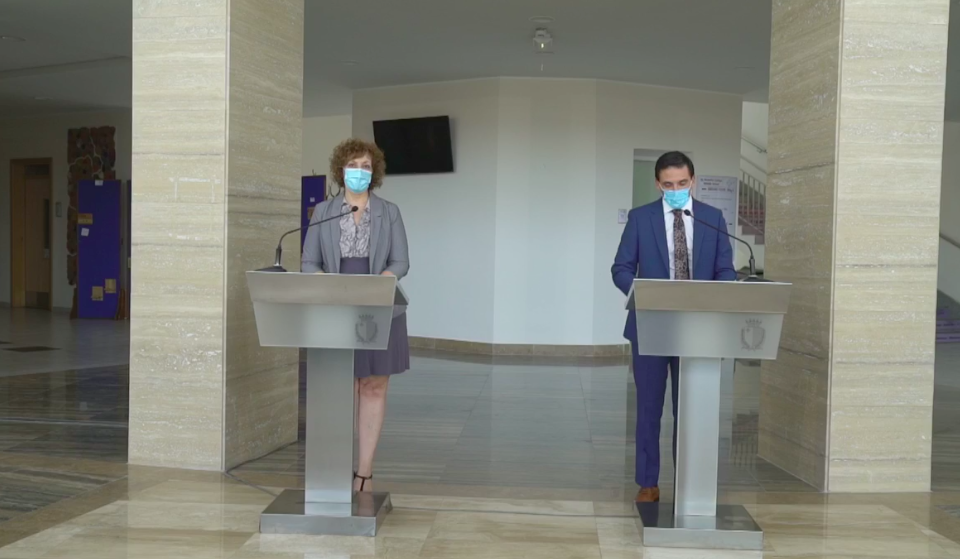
[662,196,694,279]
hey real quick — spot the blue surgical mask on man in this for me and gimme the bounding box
[344,168,372,193]
[662,187,691,210]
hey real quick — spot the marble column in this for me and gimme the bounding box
[760,0,948,492]
[130,0,304,470]
[759,0,950,492]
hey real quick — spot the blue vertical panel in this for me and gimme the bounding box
[77,180,122,319]
[301,175,326,250]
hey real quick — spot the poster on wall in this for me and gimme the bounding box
[76,179,122,319]
[695,176,739,236]
[301,175,326,253]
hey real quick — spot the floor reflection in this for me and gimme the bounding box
[1,307,960,557]
[230,354,815,498]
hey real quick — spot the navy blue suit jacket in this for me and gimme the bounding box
[612,199,737,344]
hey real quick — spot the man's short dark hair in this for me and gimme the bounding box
[654,151,695,180]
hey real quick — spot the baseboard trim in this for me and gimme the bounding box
[297,339,630,359]
[409,337,629,357]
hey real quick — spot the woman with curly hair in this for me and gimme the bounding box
[301,138,410,493]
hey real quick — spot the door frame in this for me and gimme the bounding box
[9,157,54,310]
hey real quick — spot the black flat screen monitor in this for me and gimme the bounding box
[373,116,454,175]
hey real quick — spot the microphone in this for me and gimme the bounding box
[257,206,359,272]
[681,209,767,282]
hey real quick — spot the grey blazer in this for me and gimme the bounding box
[301,192,410,279]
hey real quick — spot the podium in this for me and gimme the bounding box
[246,271,408,536]
[626,279,791,551]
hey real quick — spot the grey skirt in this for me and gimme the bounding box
[339,257,410,378]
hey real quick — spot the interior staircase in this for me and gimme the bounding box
[737,169,766,273]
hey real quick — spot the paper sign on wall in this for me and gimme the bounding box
[105,279,116,294]
[78,213,93,225]
[80,228,90,237]
[91,286,104,301]
[695,176,739,234]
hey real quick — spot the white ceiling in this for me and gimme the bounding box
[303,0,772,116]
[0,0,131,116]
[1,0,959,120]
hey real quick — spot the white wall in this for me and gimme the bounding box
[302,115,352,177]
[494,79,598,344]
[940,121,960,303]
[350,78,742,345]
[352,80,501,343]
[0,110,132,307]
[741,101,769,147]
[942,122,960,248]
[740,101,768,181]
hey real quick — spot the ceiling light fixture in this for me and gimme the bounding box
[34,96,51,101]
[529,16,554,24]
[342,60,358,66]
[533,28,554,53]
[1,35,25,42]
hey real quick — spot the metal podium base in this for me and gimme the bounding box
[637,503,763,551]
[260,490,392,537]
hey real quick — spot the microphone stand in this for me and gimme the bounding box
[681,209,769,282]
[257,206,358,272]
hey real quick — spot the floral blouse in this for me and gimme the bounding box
[339,202,371,258]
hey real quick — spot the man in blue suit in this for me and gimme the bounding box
[611,151,737,503]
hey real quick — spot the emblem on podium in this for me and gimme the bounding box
[741,318,765,350]
[356,314,378,344]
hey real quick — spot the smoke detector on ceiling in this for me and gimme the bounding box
[533,28,554,53]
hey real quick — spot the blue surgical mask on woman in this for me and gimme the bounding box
[662,188,691,210]
[344,168,372,193]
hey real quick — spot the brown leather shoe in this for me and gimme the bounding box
[635,487,660,503]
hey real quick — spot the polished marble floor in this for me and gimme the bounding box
[0,309,128,378]
[0,467,959,558]
[230,354,813,499]
[2,307,960,557]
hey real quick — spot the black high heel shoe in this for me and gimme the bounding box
[353,472,373,492]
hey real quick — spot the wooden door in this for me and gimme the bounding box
[10,159,53,310]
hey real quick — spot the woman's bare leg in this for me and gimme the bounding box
[354,375,389,492]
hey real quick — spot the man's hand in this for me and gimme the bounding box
[381,271,395,277]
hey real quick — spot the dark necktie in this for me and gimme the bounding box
[672,210,690,280]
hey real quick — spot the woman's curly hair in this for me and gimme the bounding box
[329,138,387,190]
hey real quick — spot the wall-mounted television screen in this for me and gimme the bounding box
[373,116,454,175]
